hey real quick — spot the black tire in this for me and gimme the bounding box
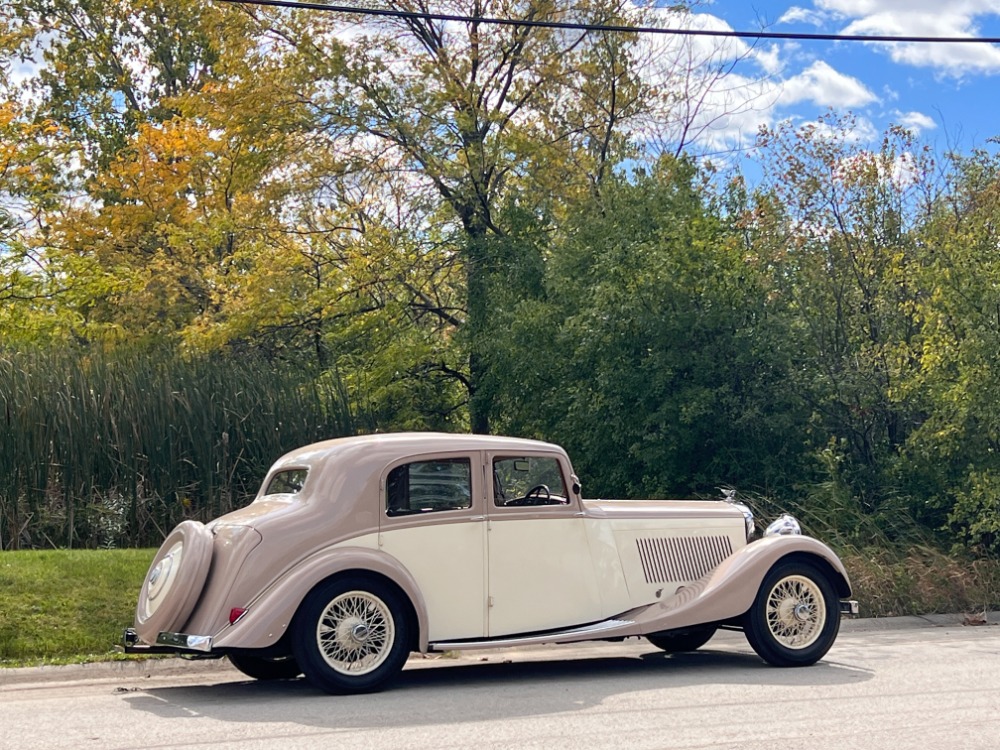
[228,653,302,681]
[742,560,840,667]
[291,575,411,694]
[646,625,717,653]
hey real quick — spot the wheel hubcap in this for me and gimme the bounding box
[765,575,826,650]
[316,590,394,676]
[143,541,183,617]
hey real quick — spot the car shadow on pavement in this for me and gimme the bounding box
[123,647,873,730]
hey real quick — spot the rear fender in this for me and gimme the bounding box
[633,535,852,634]
[211,546,430,652]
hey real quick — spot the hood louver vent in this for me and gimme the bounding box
[636,535,733,584]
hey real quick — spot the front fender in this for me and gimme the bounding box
[632,534,852,634]
[211,546,430,652]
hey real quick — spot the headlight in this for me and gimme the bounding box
[764,514,801,537]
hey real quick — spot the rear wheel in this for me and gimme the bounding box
[292,575,411,694]
[742,560,840,667]
[228,654,301,681]
[646,625,717,653]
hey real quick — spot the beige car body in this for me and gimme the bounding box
[129,433,855,686]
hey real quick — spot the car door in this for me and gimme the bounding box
[485,451,602,637]
[377,452,487,641]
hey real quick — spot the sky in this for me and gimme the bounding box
[667,0,1000,159]
[6,0,998,169]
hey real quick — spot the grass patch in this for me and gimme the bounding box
[0,548,154,666]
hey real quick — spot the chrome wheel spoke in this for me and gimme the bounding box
[764,575,826,650]
[314,590,395,675]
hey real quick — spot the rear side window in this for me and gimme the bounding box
[264,469,308,496]
[386,458,472,516]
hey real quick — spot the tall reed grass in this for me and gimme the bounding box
[0,348,353,549]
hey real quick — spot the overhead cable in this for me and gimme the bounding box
[210,0,1000,44]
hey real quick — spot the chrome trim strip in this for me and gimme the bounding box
[430,618,634,651]
[156,631,214,652]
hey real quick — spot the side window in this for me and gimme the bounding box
[386,458,472,516]
[493,456,568,507]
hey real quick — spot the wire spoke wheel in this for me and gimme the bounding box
[317,591,395,675]
[742,560,840,667]
[764,575,826,650]
[293,575,410,694]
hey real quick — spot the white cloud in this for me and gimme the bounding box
[754,44,786,75]
[815,1,1000,76]
[630,9,885,154]
[778,6,832,26]
[779,60,879,107]
[895,110,937,133]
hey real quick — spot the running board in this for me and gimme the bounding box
[430,618,636,651]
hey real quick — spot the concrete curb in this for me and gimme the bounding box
[840,611,999,632]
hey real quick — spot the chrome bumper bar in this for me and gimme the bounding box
[840,600,860,617]
[123,628,214,654]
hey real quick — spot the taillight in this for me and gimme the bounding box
[229,607,247,625]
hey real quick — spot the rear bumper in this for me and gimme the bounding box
[123,627,214,655]
[840,600,860,617]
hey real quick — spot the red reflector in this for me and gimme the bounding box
[229,607,247,625]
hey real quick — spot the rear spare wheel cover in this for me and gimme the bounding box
[134,520,213,643]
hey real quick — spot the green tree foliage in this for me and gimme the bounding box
[895,147,1000,552]
[4,0,242,168]
[487,157,809,497]
[243,0,656,432]
[753,115,934,517]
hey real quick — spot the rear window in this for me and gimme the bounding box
[263,469,308,496]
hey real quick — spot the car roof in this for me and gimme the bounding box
[269,432,566,472]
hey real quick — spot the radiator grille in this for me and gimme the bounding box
[636,535,733,584]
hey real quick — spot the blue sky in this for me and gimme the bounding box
[671,0,1000,159]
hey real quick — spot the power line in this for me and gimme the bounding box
[211,0,1000,44]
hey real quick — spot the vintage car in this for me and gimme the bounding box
[124,433,859,694]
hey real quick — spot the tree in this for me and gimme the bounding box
[487,157,806,497]
[752,114,935,512]
[898,147,1000,550]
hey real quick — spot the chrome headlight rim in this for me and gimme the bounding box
[764,514,802,537]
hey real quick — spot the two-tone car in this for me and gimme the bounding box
[124,433,858,693]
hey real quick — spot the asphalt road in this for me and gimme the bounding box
[2,615,999,750]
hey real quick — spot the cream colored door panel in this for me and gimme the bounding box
[486,518,602,637]
[379,522,487,641]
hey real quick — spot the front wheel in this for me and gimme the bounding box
[291,575,411,694]
[742,560,840,667]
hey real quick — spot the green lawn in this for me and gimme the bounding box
[0,548,155,666]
